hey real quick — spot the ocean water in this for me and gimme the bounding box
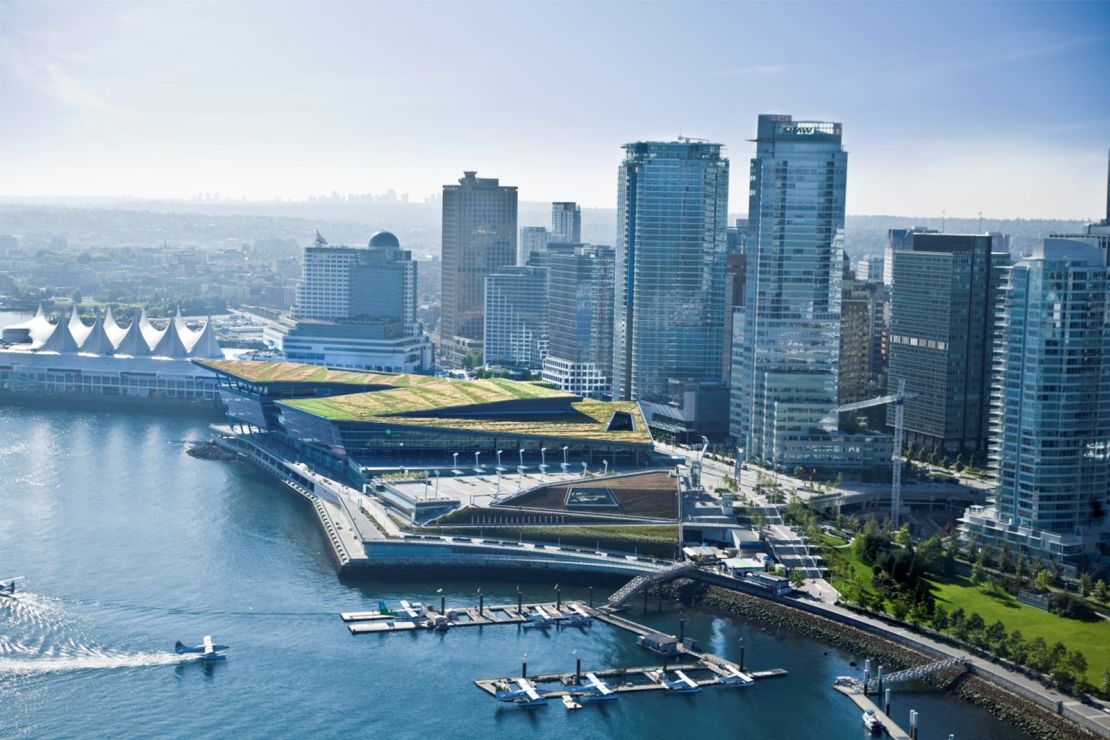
[0,408,1032,739]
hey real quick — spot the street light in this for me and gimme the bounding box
[497,449,503,469]
[475,451,481,471]
[519,448,524,467]
[562,446,568,464]
[434,469,440,497]
[603,459,609,475]
[541,447,547,467]
[453,452,459,470]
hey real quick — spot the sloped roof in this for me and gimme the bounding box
[280,377,571,420]
[67,308,92,347]
[104,306,127,345]
[151,311,191,357]
[194,359,436,386]
[138,308,165,349]
[80,311,115,354]
[113,312,152,356]
[186,317,223,359]
[38,314,81,353]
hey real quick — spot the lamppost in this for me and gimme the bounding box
[540,447,548,483]
[475,451,481,471]
[452,452,459,471]
[603,459,609,475]
[496,449,503,470]
[434,469,440,497]
[561,445,569,474]
[519,448,524,468]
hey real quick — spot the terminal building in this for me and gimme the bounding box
[0,305,224,410]
[199,359,659,486]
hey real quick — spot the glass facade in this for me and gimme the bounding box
[482,266,548,368]
[991,240,1110,534]
[732,115,847,466]
[543,245,614,397]
[612,141,729,402]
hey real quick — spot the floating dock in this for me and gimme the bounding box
[341,600,596,634]
[834,684,911,740]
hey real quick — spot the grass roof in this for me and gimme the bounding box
[194,359,437,387]
[280,389,652,445]
[279,377,571,419]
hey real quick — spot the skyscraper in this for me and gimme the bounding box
[274,231,433,372]
[483,266,548,369]
[961,238,1110,575]
[519,226,550,266]
[542,244,614,398]
[440,171,517,367]
[732,116,845,466]
[886,232,1008,456]
[611,140,729,403]
[839,259,873,406]
[550,202,582,244]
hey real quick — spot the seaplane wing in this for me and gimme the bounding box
[514,678,541,701]
[675,670,698,688]
[585,673,613,696]
[203,635,214,655]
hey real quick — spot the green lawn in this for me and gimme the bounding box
[823,540,1110,684]
[928,573,1110,684]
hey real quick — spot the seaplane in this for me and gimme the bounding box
[398,600,425,619]
[716,665,755,687]
[0,576,24,600]
[174,635,229,662]
[561,604,593,628]
[521,605,555,628]
[495,677,547,708]
[648,668,702,694]
[579,672,618,702]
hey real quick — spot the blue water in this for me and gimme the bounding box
[0,409,1032,739]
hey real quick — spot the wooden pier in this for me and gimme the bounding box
[342,600,596,634]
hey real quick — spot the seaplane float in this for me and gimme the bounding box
[646,668,702,693]
[175,635,229,662]
[495,677,547,708]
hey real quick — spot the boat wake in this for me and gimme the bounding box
[0,649,192,676]
[1,589,197,676]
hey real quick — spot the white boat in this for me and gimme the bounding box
[863,709,883,734]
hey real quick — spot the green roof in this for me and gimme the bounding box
[279,377,571,419]
[278,382,652,445]
[194,359,437,387]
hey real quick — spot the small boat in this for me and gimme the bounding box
[863,708,883,734]
[561,695,582,711]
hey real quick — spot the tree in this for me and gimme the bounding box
[1006,630,1028,665]
[893,523,912,547]
[909,600,930,628]
[891,598,910,621]
[917,536,943,572]
[789,569,806,588]
[1034,568,1052,592]
[460,351,481,370]
[1079,572,1092,597]
[971,562,985,585]
[1102,669,1110,697]
[1027,637,1052,673]
[985,620,1007,651]
[1096,579,1108,603]
[949,606,966,631]
[931,605,949,632]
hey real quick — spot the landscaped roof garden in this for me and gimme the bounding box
[195,359,438,387]
[278,384,652,445]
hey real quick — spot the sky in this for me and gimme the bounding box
[1,1,1108,219]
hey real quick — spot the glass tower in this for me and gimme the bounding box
[732,115,847,467]
[611,141,729,402]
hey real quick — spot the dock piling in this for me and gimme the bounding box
[575,657,581,684]
[884,687,891,715]
[909,709,918,739]
[863,658,871,688]
[522,654,528,679]
[739,645,745,671]
[479,591,484,615]
[556,586,562,611]
[877,665,884,696]
[588,586,593,607]
[440,595,446,615]
[679,617,686,644]
[517,590,523,616]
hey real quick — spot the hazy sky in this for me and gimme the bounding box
[1,1,1108,218]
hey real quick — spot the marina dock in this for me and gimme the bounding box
[834,684,911,740]
[340,597,788,709]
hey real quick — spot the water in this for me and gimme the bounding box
[0,408,1032,739]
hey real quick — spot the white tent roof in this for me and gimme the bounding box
[67,307,92,347]
[80,311,115,355]
[186,316,223,359]
[151,309,191,358]
[38,313,81,353]
[138,308,165,349]
[104,305,127,345]
[113,311,152,356]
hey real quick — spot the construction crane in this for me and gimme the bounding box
[836,379,915,527]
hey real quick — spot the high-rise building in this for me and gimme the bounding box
[271,231,433,372]
[483,266,548,369]
[550,202,582,244]
[519,226,550,266]
[961,238,1110,575]
[883,227,937,286]
[732,115,889,469]
[886,232,1008,456]
[839,259,873,406]
[542,245,614,398]
[855,257,884,283]
[440,171,518,366]
[611,140,729,403]
[722,251,747,381]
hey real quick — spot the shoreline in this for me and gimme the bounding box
[680,581,1099,740]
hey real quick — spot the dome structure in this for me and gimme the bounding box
[368,231,400,249]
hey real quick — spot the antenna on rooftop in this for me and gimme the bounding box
[978,211,983,233]
[941,210,946,233]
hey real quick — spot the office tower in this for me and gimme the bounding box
[961,238,1110,575]
[542,245,615,397]
[839,260,873,406]
[440,171,518,367]
[855,257,884,283]
[519,226,550,266]
[274,231,433,372]
[483,266,548,368]
[722,251,747,381]
[733,115,889,470]
[884,227,937,286]
[611,140,728,403]
[886,232,1008,456]
[550,202,582,244]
